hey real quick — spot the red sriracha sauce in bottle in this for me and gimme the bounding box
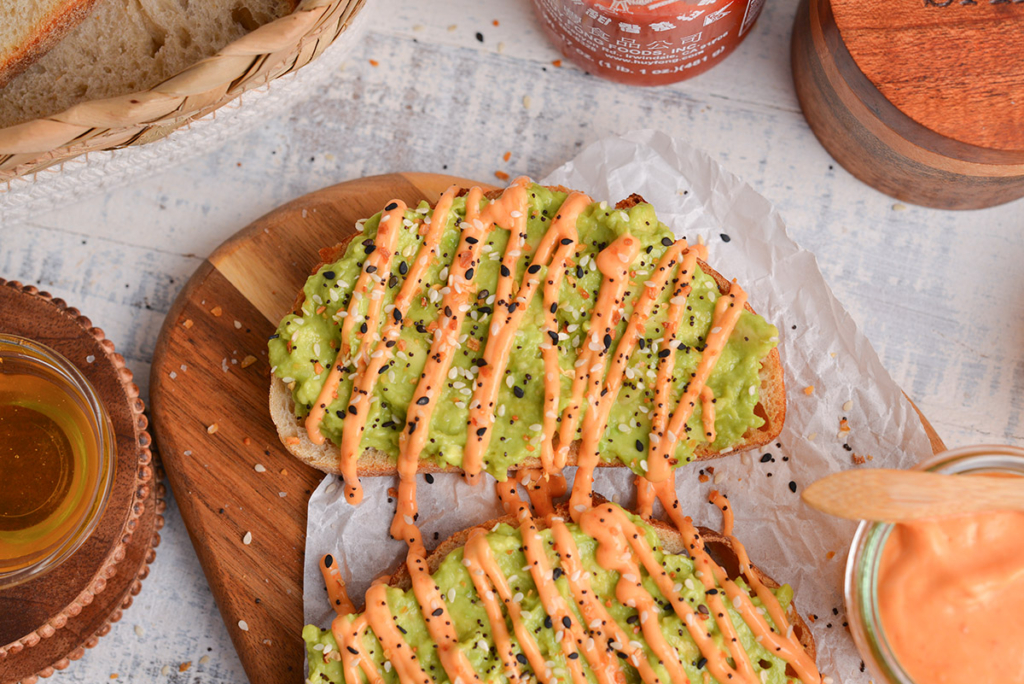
[531,0,765,86]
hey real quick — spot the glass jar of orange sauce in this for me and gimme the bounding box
[530,0,766,86]
[0,334,116,589]
[846,445,1024,684]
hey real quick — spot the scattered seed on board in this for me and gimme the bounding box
[243,531,253,545]
[134,624,144,637]
[207,423,219,435]
[238,620,249,631]
[199,655,210,665]
[842,400,853,412]
[160,665,171,676]
[254,464,266,473]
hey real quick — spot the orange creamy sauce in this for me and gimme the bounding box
[878,510,1024,684]
[308,184,812,684]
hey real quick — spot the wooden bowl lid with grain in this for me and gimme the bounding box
[791,0,1024,209]
[833,0,1024,153]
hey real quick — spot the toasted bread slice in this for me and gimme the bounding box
[0,0,100,88]
[270,188,786,477]
[0,0,297,128]
[385,500,816,666]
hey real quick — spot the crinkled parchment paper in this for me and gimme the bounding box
[303,130,934,683]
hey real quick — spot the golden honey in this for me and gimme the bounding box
[0,335,115,586]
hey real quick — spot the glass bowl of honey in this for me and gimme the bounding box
[0,334,116,589]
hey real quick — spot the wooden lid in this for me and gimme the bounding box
[0,280,164,684]
[831,0,1024,152]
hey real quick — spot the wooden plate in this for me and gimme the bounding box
[149,173,946,684]
[0,281,165,684]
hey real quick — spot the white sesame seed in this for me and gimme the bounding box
[243,532,252,545]
[238,620,249,631]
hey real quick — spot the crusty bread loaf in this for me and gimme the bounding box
[0,0,100,88]
[386,500,817,665]
[0,0,297,129]
[271,188,786,477]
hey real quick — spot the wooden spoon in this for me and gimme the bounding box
[802,469,1024,522]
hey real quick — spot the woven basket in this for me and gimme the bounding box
[0,0,366,183]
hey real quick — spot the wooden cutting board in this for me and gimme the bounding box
[149,172,947,684]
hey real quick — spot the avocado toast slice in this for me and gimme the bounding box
[303,497,818,684]
[269,182,785,498]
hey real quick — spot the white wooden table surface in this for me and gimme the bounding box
[2,0,1022,681]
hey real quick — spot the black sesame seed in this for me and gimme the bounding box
[501,265,511,277]
[323,270,335,279]
[661,237,673,247]
[416,396,430,405]
[425,473,434,483]
[562,616,571,628]
[324,554,334,568]
[432,608,443,617]
[760,453,772,463]
[465,268,475,280]
[636,440,644,452]
[385,202,398,211]
[528,264,541,274]
[399,261,409,275]
[477,427,487,436]
[789,481,798,493]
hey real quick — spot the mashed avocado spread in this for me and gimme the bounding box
[303,504,796,684]
[269,185,777,479]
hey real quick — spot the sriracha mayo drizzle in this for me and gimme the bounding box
[648,246,703,474]
[307,202,408,453]
[334,189,457,504]
[647,281,748,483]
[568,237,689,517]
[464,192,591,482]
